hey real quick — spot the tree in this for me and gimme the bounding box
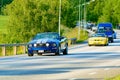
[87,0,105,22]
[4,0,77,43]
[98,0,120,26]
[0,0,13,14]
[87,0,120,27]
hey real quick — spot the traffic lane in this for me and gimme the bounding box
[67,38,120,79]
[0,59,119,80]
[69,38,120,53]
[0,39,120,80]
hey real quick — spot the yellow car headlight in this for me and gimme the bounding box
[89,39,94,41]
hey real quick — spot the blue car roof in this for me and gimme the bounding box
[98,23,112,27]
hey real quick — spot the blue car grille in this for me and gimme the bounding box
[28,43,57,48]
[36,43,46,47]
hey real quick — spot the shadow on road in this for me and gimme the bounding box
[0,64,120,76]
[0,52,120,76]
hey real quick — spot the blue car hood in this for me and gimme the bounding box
[29,38,59,44]
[105,32,113,35]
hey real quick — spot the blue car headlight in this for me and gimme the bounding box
[34,43,37,47]
[46,43,50,47]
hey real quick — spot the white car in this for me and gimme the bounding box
[92,26,97,32]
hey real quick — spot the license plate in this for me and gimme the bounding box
[38,50,44,53]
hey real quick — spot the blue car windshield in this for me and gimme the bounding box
[98,27,112,33]
[92,33,106,37]
[33,33,59,40]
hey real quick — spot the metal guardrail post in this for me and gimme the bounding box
[70,38,77,44]
[0,43,27,56]
[2,46,6,56]
[68,38,77,45]
[23,46,26,54]
[13,46,17,55]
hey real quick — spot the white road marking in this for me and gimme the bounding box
[104,68,110,70]
[89,72,97,75]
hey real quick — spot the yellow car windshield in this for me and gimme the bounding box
[91,33,106,37]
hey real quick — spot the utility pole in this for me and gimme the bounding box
[78,0,81,39]
[58,0,61,36]
[84,0,95,29]
[80,0,83,29]
[84,0,86,29]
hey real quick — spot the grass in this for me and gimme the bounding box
[63,27,88,41]
[62,26,88,45]
[0,15,9,33]
[105,75,120,80]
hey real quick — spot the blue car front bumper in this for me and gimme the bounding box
[28,46,58,54]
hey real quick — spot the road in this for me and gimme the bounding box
[0,30,120,80]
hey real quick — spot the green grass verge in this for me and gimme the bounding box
[62,26,88,45]
[105,75,120,80]
[63,27,88,41]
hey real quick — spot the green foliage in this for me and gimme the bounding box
[87,0,105,22]
[0,15,9,43]
[0,0,13,14]
[2,0,120,43]
[87,0,120,27]
[98,0,113,22]
[98,0,120,26]
[0,0,13,6]
[63,27,88,42]
[0,15,8,33]
[2,0,79,43]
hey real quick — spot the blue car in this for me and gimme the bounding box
[27,32,68,56]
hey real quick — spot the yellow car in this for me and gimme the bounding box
[88,33,109,46]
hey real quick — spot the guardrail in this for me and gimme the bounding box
[0,43,27,56]
[68,38,77,45]
[0,38,77,56]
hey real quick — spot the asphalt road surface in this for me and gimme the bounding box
[0,30,120,80]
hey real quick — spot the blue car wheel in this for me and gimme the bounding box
[55,46,60,55]
[63,46,68,55]
[37,53,42,56]
[28,53,34,56]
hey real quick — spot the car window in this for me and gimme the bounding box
[98,27,113,33]
[33,33,59,40]
[98,28,105,33]
[92,34,105,37]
